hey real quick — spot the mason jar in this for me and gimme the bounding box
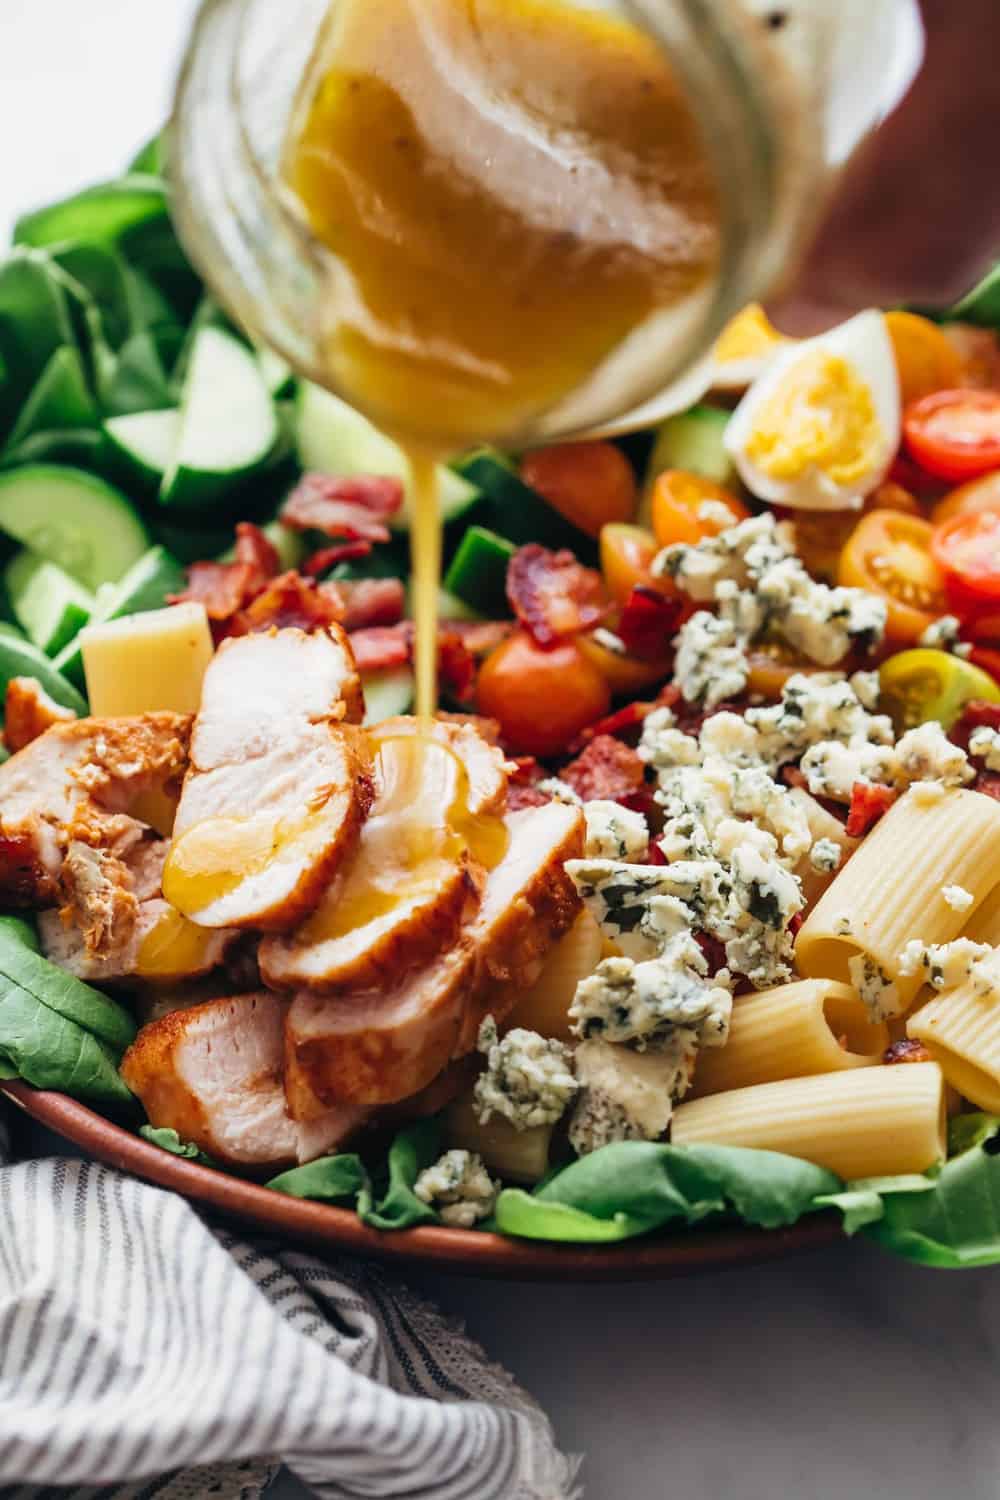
[169,0,922,446]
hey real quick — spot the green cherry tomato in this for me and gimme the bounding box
[879,648,1000,733]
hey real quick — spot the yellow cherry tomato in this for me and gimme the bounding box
[577,632,672,696]
[885,311,964,407]
[520,442,637,538]
[599,522,665,605]
[650,470,750,549]
[878,648,1000,733]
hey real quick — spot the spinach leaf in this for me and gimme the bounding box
[101,325,185,416]
[0,428,105,473]
[3,346,97,451]
[495,1141,839,1243]
[14,175,170,254]
[268,1153,368,1203]
[358,1119,443,1230]
[0,915,40,952]
[140,1125,215,1167]
[0,979,132,1105]
[0,925,135,1050]
[0,250,79,437]
[944,262,1000,328]
[128,129,171,177]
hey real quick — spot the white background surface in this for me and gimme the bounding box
[4,4,1000,1498]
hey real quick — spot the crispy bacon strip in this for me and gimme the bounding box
[230,571,346,636]
[170,523,280,621]
[884,1038,933,1065]
[615,585,684,660]
[506,544,608,648]
[339,578,406,631]
[281,473,403,543]
[952,698,1000,754]
[348,622,475,699]
[560,734,645,803]
[845,781,898,838]
[303,541,373,577]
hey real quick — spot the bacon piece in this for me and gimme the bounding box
[646,841,667,867]
[506,544,608,648]
[303,541,373,577]
[975,771,1000,801]
[339,578,405,631]
[281,473,403,543]
[234,521,280,584]
[448,619,514,658]
[348,622,475,698]
[230,572,346,636]
[169,523,280,622]
[845,781,898,838]
[884,1038,933,1066]
[615,585,684,660]
[560,734,645,803]
[952,698,1000,754]
[694,931,728,976]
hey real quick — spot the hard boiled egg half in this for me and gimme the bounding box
[712,303,794,393]
[724,310,901,511]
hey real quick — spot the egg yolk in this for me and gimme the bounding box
[714,303,787,365]
[745,351,884,486]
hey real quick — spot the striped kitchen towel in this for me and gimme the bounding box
[0,1112,578,1500]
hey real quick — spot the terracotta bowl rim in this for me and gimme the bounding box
[1,1080,843,1281]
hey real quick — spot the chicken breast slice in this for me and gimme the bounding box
[164,628,373,932]
[259,717,508,992]
[121,991,365,1168]
[284,800,584,1111]
[3,677,76,754]
[39,898,236,983]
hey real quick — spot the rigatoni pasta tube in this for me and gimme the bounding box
[672,1063,946,1179]
[786,789,859,909]
[690,979,888,1098]
[446,1092,553,1183]
[502,911,602,1041]
[908,986,1000,1114]
[796,789,1000,1013]
[964,881,1000,946]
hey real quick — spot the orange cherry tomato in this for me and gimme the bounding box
[520,442,637,538]
[744,644,838,701]
[930,471,1000,526]
[599,522,665,605]
[650,470,750,549]
[476,630,611,757]
[839,511,948,645]
[903,390,1000,483]
[577,632,673,696]
[941,323,1000,391]
[783,484,921,586]
[884,311,964,407]
[931,509,1000,617]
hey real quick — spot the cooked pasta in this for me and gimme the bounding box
[446,1091,554,1183]
[786,788,859,908]
[908,986,1000,1114]
[671,1062,946,1179]
[690,979,887,1098]
[964,881,1000,946]
[502,910,603,1041]
[795,789,1000,1015]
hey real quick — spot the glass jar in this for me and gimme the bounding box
[170,0,922,446]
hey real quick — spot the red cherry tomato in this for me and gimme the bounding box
[904,390,1000,483]
[931,508,1000,615]
[476,630,611,757]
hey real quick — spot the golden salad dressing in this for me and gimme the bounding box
[163,811,313,916]
[134,907,219,979]
[285,0,721,715]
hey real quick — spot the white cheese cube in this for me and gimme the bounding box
[81,602,214,716]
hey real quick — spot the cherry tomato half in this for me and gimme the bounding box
[930,470,1000,527]
[520,442,637,538]
[903,390,1000,483]
[839,511,948,645]
[649,470,749,550]
[599,523,668,606]
[879,648,1000,733]
[931,508,1000,616]
[784,483,922,586]
[476,630,611,757]
[577,632,673,696]
[884,311,964,407]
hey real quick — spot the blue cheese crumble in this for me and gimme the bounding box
[848,954,902,1022]
[568,1035,698,1156]
[941,883,975,912]
[918,615,972,658]
[970,725,1000,770]
[583,800,649,862]
[569,934,732,1050]
[474,1018,578,1130]
[898,938,994,993]
[809,837,842,874]
[413,1150,498,1227]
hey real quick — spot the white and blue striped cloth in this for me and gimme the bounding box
[0,1110,577,1499]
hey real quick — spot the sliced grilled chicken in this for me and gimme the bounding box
[259,717,507,992]
[3,677,76,753]
[121,991,365,1168]
[39,899,235,983]
[0,713,191,910]
[164,628,372,933]
[284,800,584,1110]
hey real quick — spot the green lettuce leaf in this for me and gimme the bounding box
[0,923,135,1050]
[267,1153,368,1203]
[495,1141,839,1243]
[140,1126,215,1167]
[358,1119,443,1230]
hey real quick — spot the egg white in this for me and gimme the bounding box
[724,309,901,511]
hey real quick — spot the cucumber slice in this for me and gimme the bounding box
[405,583,484,622]
[452,450,596,559]
[4,346,97,451]
[0,429,105,473]
[642,405,735,524]
[443,525,516,617]
[5,551,95,656]
[296,382,480,530]
[258,347,295,398]
[161,328,278,510]
[52,543,186,689]
[362,665,415,725]
[0,465,149,592]
[0,632,87,717]
[103,409,180,490]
